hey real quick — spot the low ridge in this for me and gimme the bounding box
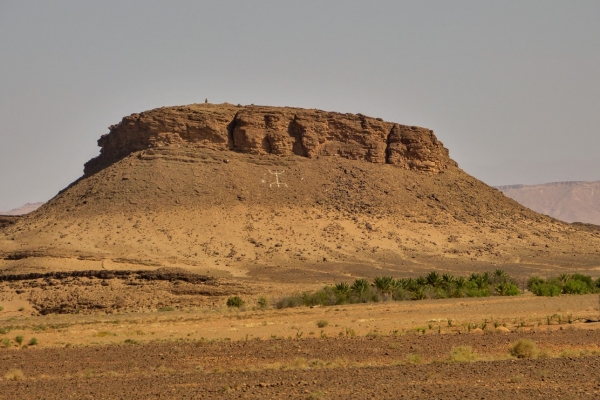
[498,181,600,225]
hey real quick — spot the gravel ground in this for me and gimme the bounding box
[2,328,600,399]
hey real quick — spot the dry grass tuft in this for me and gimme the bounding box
[509,339,538,359]
[4,369,25,381]
[447,346,478,362]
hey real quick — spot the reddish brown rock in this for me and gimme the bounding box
[84,103,456,175]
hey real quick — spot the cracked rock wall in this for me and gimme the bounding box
[84,103,457,175]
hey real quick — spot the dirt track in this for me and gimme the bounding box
[2,329,600,399]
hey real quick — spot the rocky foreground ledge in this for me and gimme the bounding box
[84,103,456,175]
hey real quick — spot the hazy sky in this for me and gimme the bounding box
[1,1,599,211]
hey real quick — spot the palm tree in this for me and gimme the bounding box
[426,271,442,287]
[442,273,455,285]
[374,276,394,294]
[334,282,350,295]
[494,268,508,280]
[351,278,370,295]
[455,277,467,290]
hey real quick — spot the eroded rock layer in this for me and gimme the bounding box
[84,103,456,175]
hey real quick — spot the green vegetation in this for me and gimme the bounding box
[28,337,38,346]
[1,338,10,348]
[528,274,599,296]
[257,296,269,309]
[274,269,600,309]
[275,269,522,309]
[0,306,4,312]
[15,335,24,346]
[509,339,539,359]
[226,296,245,308]
[158,306,175,312]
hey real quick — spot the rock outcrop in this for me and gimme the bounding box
[84,103,456,175]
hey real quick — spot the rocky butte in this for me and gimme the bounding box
[84,103,456,176]
[1,102,600,291]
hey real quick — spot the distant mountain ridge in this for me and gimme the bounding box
[0,202,44,216]
[497,181,600,225]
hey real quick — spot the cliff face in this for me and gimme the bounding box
[84,103,456,175]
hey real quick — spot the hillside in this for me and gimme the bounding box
[497,181,600,225]
[1,103,600,291]
[0,202,44,216]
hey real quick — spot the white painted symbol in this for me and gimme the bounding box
[268,170,288,188]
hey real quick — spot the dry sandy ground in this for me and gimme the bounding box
[1,294,600,398]
[1,293,599,346]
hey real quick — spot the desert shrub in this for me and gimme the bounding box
[18,307,25,311]
[464,280,490,297]
[531,282,561,297]
[509,339,538,359]
[15,335,24,345]
[405,354,422,364]
[448,346,477,362]
[316,320,328,328]
[562,274,595,294]
[562,279,591,295]
[411,287,428,300]
[0,306,4,312]
[28,337,38,346]
[391,287,409,301]
[570,273,594,288]
[257,296,269,309]
[303,287,339,307]
[123,338,139,345]
[429,287,449,299]
[275,294,303,309]
[527,276,545,290]
[226,296,244,308]
[94,331,116,337]
[4,369,24,381]
[496,282,520,296]
[595,277,600,289]
[1,338,10,348]
[158,306,175,312]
